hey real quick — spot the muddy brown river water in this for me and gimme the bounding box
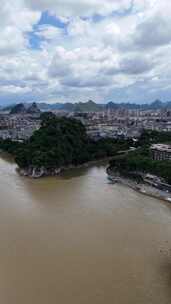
[0,154,171,303]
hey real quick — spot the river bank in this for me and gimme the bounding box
[107,167,171,203]
[18,157,114,178]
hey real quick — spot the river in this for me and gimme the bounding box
[0,154,171,304]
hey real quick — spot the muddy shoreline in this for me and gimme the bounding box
[18,157,114,178]
[107,167,171,203]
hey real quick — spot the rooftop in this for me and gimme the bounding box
[151,144,171,153]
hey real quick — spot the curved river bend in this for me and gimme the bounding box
[0,154,171,304]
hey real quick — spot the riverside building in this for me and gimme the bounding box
[151,144,171,161]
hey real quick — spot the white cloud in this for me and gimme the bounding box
[0,0,40,55]
[0,85,31,94]
[25,0,133,17]
[36,24,64,40]
[0,0,171,104]
[67,17,91,37]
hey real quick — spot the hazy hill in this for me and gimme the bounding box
[4,99,171,114]
[10,102,41,115]
[74,100,102,112]
[10,103,26,114]
[27,102,41,114]
[35,103,63,111]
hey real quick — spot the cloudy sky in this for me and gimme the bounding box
[0,0,171,105]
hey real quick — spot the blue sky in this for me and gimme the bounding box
[0,0,171,105]
[28,12,68,50]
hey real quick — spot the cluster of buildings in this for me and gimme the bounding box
[0,103,41,141]
[71,108,171,140]
[0,103,171,142]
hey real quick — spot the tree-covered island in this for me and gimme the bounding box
[0,113,132,178]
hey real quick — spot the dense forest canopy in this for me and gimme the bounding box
[0,116,131,170]
[138,130,171,146]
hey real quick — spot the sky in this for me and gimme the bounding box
[0,0,171,105]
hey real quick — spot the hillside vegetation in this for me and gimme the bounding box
[109,130,171,184]
[0,115,131,173]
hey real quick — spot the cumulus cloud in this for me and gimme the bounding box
[133,15,171,49]
[0,85,31,94]
[25,0,133,17]
[0,0,171,104]
[36,24,64,40]
[0,0,40,55]
[119,55,154,75]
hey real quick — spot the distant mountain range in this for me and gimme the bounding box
[105,100,171,110]
[2,99,171,113]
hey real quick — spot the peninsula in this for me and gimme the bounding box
[0,113,131,178]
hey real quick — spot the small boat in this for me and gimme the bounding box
[107,176,119,183]
[140,189,146,194]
